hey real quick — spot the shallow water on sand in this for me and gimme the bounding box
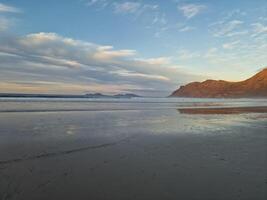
[0,98,266,200]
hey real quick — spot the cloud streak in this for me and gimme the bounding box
[178,4,206,19]
[0,3,20,13]
[113,2,141,14]
[210,20,244,37]
[0,32,202,96]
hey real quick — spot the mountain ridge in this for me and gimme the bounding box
[170,68,267,98]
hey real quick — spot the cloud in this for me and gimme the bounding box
[0,17,9,31]
[113,1,159,18]
[86,0,164,38]
[0,3,20,32]
[86,0,159,16]
[86,0,101,6]
[201,36,267,80]
[110,69,170,81]
[85,0,109,8]
[0,81,140,94]
[151,13,166,25]
[178,4,206,19]
[210,20,244,37]
[222,40,240,50]
[251,23,267,36]
[178,26,195,32]
[0,32,202,96]
[93,48,136,60]
[0,3,20,13]
[136,57,171,65]
[225,30,248,37]
[177,49,200,60]
[113,2,141,14]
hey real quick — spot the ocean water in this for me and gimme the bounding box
[1,97,267,112]
[0,97,266,200]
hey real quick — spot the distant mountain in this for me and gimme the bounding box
[113,93,140,98]
[0,93,141,99]
[85,93,141,98]
[170,68,267,98]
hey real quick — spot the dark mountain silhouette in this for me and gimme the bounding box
[170,68,267,98]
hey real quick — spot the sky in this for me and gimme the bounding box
[0,0,266,96]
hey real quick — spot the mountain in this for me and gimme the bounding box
[113,93,140,98]
[0,93,141,99]
[85,93,141,98]
[170,68,267,98]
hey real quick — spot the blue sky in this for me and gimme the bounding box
[0,0,266,96]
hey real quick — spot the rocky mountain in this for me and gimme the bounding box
[170,68,267,98]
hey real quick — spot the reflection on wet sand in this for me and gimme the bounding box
[178,106,267,114]
[1,98,267,200]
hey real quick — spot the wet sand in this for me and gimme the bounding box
[0,101,267,200]
[178,106,267,114]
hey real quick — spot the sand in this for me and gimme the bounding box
[178,106,267,114]
[0,102,267,200]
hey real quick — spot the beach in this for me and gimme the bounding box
[0,98,266,200]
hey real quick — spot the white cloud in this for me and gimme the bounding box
[93,48,136,60]
[226,30,248,37]
[0,32,201,96]
[178,4,206,19]
[86,0,99,6]
[136,57,171,65]
[179,26,195,32]
[251,23,267,36]
[204,48,218,59]
[113,1,159,17]
[0,3,20,32]
[177,49,200,60]
[8,32,137,65]
[110,69,170,81]
[114,2,141,14]
[210,20,244,37]
[152,13,167,25]
[222,40,240,50]
[224,9,247,20]
[201,36,267,80]
[0,3,20,13]
[85,0,109,8]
